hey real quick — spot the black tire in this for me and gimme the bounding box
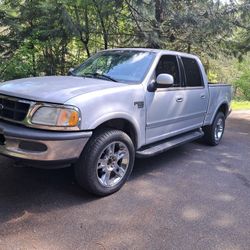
[203,111,225,146]
[74,128,135,196]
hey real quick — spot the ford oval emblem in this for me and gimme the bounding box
[0,104,4,110]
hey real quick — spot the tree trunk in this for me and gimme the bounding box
[74,5,90,57]
[92,0,108,49]
[155,0,164,23]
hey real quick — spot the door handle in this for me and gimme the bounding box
[176,97,183,102]
[200,94,206,99]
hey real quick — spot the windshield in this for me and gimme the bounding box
[72,50,156,84]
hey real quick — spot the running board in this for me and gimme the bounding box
[136,129,204,158]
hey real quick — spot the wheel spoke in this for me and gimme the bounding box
[97,158,108,169]
[103,171,111,185]
[107,143,115,155]
[114,164,125,177]
[116,149,127,161]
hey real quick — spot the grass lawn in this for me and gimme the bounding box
[231,101,250,110]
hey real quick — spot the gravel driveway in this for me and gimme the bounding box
[0,111,249,250]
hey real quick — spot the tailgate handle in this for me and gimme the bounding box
[176,97,183,102]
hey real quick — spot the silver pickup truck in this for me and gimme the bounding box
[0,48,231,196]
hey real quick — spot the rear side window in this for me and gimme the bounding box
[181,57,203,87]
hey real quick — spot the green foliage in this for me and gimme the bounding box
[0,0,134,80]
[205,53,250,100]
[234,56,250,100]
[126,0,238,54]
[231,101,250,110]
[234,0,250,55]
[0,0,250,100]
[235,76,250,101]
[205,55,239,83]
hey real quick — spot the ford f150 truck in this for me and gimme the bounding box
[0,48,232,196]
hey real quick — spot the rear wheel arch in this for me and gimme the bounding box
[207,102,229,127]
[215,103,229,119]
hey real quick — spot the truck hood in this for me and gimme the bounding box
[0,76,125,103]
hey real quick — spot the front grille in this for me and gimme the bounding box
[0,96,30,122]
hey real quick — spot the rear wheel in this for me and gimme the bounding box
[74,128,135,196]
[203,111,225,146]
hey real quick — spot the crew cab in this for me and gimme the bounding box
[0,48,232,196]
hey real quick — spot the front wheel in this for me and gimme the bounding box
[203,111,225,146]
[74,129,135,196]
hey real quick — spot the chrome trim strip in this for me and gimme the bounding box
[208,83,231,87]
[0,94,34,104]
[154,86,205,93]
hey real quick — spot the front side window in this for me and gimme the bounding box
[72,50,156,84]
[181,57,203,87]
[155,55,181,87]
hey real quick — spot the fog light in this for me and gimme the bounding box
[19,141,47,152]
[0,134,5,145]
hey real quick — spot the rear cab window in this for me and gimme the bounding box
[181,57,204,87]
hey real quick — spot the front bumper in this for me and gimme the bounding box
[0,120,92,164]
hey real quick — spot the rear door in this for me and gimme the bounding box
[178,56,209,129]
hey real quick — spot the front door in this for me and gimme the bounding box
[145,55,186,144]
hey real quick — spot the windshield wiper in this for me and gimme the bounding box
[82,73,117,82]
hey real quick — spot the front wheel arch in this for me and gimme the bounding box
[93,118,138,149]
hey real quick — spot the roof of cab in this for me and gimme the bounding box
[103,48,198,59]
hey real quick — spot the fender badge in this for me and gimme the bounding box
[134,101,144,109]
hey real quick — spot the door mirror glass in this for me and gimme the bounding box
[156,73,174,87]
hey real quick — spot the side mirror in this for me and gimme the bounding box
[67,67,74,76]
[147,73,174,92]
[156,74,174,87]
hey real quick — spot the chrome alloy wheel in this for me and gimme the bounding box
[214,117,224,141]
[96,141,130,187]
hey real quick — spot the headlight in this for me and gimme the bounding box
[31,106,80,129]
